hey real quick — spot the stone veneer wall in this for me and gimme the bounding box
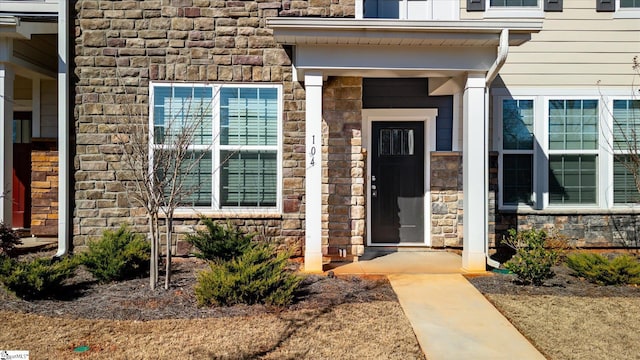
[490,152,640,248]
[430,152,463,247]
[73,0,354,250]
[322,77,365,257]
[31,150,59,236]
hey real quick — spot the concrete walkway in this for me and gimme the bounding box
[329,251,546,360]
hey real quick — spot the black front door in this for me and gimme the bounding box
[371,121,424,244]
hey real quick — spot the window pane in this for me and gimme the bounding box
[549,155,597,205]
[614,156,640,203]
[491,0,538,6]
[620,0,640,8]
[613,100,640,150]
[153,85,212,145]
[503,154,533,205]
[156,150,212,207]
[502,99,534,150]
[221,87,278,146]
[548,99,599,151]
[220,151,277,207]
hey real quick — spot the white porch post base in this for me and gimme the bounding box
[462,251,487,272]
[0,60,15,225]
[304,72,324,273]
[462,73,487,272]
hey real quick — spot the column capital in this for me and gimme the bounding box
[465,72,486,89]
[304,71,324,87]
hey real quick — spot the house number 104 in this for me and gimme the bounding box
[310,135,316,167]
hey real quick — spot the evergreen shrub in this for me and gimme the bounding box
[566,253,640,285]
[80,225,150,282]
[195,243,301,307]
[0,256,78,299]
[0,222,21,256]
[186,219,252,262]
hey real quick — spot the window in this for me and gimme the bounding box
[501,99,534,206]
[548,100,598,205]
[151,83,282,212]
[490,0,538,6]
[497,94,640,210]
[363,0,430,20]
[612,99,640,204]
[482,0,546,17]
[620,0,640,8]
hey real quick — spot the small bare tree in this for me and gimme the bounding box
[600,56,640,247]
[603,56,640,196]
[116,90,212,290]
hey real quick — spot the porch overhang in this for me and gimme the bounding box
[268,18,542,273]
[267,18,543,80]
[0,16,57,40]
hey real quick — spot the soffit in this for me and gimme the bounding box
[267,18,543,47]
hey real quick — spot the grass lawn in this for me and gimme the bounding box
[0,301,424,359]
[486,294,640,360]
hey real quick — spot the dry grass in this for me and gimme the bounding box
[486,294,640,360]
[0,300,424,359]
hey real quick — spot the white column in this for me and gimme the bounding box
[0,61,15,225]
[57,0,70,256]
[462,73,487,272]
[304,72,323,273]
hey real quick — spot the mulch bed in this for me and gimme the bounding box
[467,261,640,297]
[0,251,397,321]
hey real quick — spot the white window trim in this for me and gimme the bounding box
[149,81,283,216]
[484,0,543,19]
[615,0,640,18]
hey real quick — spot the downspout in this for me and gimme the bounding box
[55,0,69,258]
[483,28,509,269]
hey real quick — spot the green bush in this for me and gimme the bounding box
[0,222,21,256]
[566,253,640,285]
[80,225,150,283]
[186,219,253,262]
[0,256,78,299]
[195,243,301,307]
[504,228,561,285]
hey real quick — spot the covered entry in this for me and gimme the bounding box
[268,18,543,272]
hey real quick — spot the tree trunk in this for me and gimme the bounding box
[148,213,157,290]
[164,216,173,290]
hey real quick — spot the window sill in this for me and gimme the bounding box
[498,206,640,215]
[483,9,544,19]
[165,210,283,220]
[613,10,640,18]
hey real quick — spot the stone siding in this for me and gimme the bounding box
[322,77,365,257]
[490,152,640,248]
[430,152,463,247]
[72,0,354,250]
[31,150,59,236]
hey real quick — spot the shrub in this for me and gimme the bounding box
[503,228,561,285]
[0,256,78,299]
[195,243,301,307]
[80,225,150,283]
[566,253,640,285]
[0,222,21,256]
[186,219,253,262]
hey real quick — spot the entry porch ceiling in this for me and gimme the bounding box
[267,18,543,80]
